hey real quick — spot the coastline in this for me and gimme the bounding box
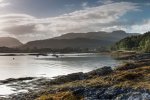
[0,52,150,100]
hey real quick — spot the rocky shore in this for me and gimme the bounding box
[0,53,150,100]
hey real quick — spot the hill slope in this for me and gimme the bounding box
[22,30,139,49]
[0,37,23,48]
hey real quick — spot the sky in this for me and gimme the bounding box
[0,0,149,43]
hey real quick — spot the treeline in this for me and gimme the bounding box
[112,31,150,52]
[0,47,21,53]
[0,47,109,53]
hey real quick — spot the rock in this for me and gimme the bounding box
[72,87,85,96]
[87,66,113,76]
[116,92,150,100]
[0,77,35,84]
[71,87,150,100]
[116,63,137,71]
[50,72,85,84]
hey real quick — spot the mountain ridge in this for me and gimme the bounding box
[21,30,139,49]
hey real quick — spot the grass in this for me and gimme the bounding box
[36,91,82,100]
[111,66,150,89]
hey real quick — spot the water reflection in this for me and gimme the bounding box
[0,53,120,80]
[0,85,14,96]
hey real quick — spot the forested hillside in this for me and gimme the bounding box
[113,32,150,52]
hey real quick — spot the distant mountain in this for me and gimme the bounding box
[21,30,139,49]
[54,30,138,42]
[113,31,150,52]
[0,37,23,48]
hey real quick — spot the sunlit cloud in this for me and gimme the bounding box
[0,0,4,2]
[0,2,10,7]
[127,19,150,33]
[0,0,10,7]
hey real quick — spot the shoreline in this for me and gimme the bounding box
[0,52,111,56]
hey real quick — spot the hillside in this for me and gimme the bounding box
[22,30,138,49]
[0,37,23,48]
[113,31,150,52]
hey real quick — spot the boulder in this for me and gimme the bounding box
[87,66,113,76]
[50,72,85,84]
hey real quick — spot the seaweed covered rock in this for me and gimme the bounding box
[115,63,137,71]
[71,87,150,100]
[50,72,85,84]
[49,66,113,85]
[86,66,113,76]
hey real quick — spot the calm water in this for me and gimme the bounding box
[0,53,120,80]
[0,53,121,96]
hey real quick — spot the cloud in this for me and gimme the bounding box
[0,0,10,7]
[81,2,88,8]
[145,3,150,6]
[0,2,10,7]
[0,0,4,3]
[2,24,36,35]
[0,2,140,42]
[98,0,114,5]
[127,20,150,33]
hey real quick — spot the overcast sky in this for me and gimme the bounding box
[0,0,149,43]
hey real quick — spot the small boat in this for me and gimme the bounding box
[29,53,48,57]
[52,54,59,58]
